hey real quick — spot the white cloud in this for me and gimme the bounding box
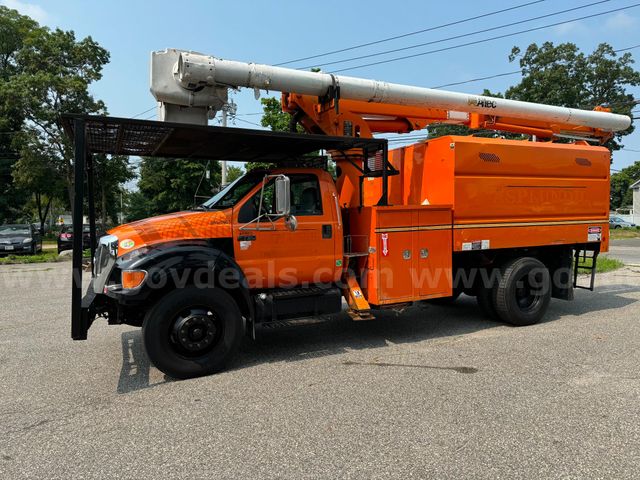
[604,12,636,31]
[0,0,48,24]
[552,21,587,36]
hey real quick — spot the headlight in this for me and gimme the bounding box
[22,238,32,243]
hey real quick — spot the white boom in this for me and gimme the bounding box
[150,48,631,132]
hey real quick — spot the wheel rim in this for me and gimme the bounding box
[514,270,545,312]
[170,307,223,357]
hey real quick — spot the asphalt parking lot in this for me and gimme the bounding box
[608,238,640,266]
[1,261,639,479]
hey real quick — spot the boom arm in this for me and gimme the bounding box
[150,48,631,142]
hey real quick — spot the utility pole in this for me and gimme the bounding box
[220,100,236,188]
[221,107,227,186]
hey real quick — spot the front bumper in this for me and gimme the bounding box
[0,244,32,253]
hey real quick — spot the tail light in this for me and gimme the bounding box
[61,233,72,240]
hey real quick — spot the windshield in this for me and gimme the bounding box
[201,172,264,209]
[0,225,30,236]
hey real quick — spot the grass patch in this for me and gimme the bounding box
[610,227,640,240]
[577,255,624,274]
[0,252,69,265]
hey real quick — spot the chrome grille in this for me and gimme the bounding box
[92,235,118,294]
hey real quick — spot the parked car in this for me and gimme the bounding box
[609,216,636,229]
[57,225,105,253]
[0,224,43,255]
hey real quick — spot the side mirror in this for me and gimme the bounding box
[274,175,291,216]
[285,215,298,232]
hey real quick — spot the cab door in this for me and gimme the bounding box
[232,172,340,289]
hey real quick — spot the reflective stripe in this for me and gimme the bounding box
[374,219,607,234]
[453,219,607,229]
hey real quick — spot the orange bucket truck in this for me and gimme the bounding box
[64,49,629,378]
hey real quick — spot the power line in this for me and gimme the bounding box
[331,3,640,73]
[275,0,546,66]
[299,0,610,70]
[131,106,156,119]
[615,43,640,53]
[233,117,264,128]
[431,70,522,89]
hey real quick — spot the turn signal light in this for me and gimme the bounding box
[122,270,147,290]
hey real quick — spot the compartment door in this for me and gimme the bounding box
[377,230,415,302]
[416,210,452,298]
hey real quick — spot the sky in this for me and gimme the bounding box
[2,0,639,173]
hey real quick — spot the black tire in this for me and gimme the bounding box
[493,257,551,326]
[142,287,244,379]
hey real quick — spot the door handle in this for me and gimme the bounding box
[237,235,256,241]
[322,225,332,239]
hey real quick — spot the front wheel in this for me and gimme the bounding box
[142,287,244,379]
[493,257,551,326]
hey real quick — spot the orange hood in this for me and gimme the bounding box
[108,210,232,256]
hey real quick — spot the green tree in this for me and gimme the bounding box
[245,97,294,172]
[249,97,327,172]
[427,43,639,148]
[506,42,639,151]
[11,132,65,232]
[226,164,244,183]
[137,158,221,215]
[94,155,134,226]
[123,190,152,222]
[610,161,640,210]
[0,6,38,223]
[260,97,294,132]
[3,11,110,214]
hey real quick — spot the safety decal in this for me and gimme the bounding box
[381,233,389,257]
[587,226,602,242]
[461,240,490,251]
[239,240,252,250]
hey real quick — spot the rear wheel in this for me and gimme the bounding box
[142,287,243,379]
[493,257,551,326]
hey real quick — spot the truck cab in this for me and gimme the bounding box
[89,167,347,378]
